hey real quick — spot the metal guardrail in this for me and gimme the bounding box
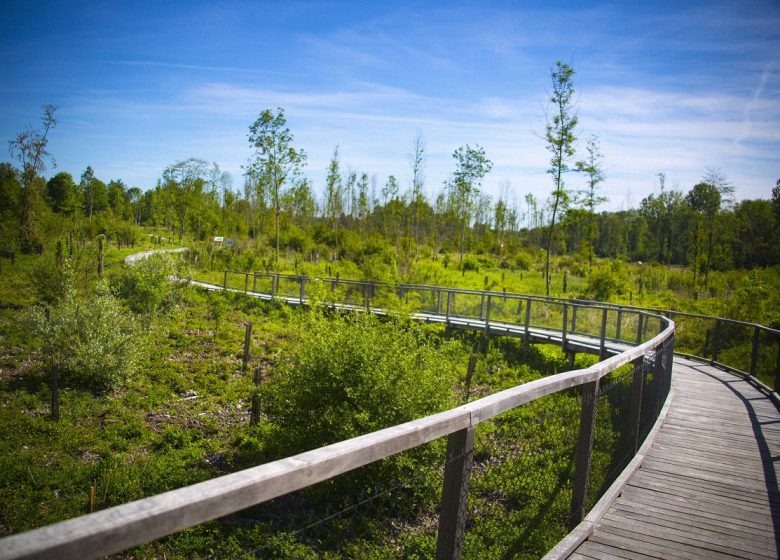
[1,271,678,560]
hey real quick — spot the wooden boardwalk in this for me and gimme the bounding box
[570,357,780,560]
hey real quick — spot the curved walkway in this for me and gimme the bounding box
[570,357,780,560]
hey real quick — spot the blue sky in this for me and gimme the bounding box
[1,1,778,210]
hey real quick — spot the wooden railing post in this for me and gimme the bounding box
[242,322,253,372]
[750,326,760,377]
[485,295,492,335]
[562,304,569,352]
[437,290,443,315]
[571,305,578,334]
[299,277,306,304]
[252,272,257,293]
[775,336,780,392]
[446,291,452,323]
[599,308,608,360]
[653,343,666,416]
[712,319,722,363]
[569,379,600,529]
[271,274,278,297]
[479,294,486,320]
[524,298,532,345]
[635,314,644,345]
[615,309,623,340]
[436,426,476,560]
[223,269,228,289]
[628,358,646,453]
[244,272,249,292]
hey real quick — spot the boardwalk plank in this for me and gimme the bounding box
[569,359,780,559]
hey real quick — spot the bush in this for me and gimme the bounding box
[110,252,190,318]
[583,262,629,302]
[26,278,144,392]
[461,255,480,272]
[512,251,533,271]
[260,311,460,453]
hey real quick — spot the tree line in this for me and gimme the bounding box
[3,65,780,292]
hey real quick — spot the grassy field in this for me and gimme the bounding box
[0,233,776,557]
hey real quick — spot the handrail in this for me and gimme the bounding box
[0,270,679,560]
[234,269,780,335]
[224,269,780,388]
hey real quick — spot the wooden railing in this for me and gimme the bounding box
[1,272,679,560]
[224,270,780,392]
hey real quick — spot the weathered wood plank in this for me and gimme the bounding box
[570,358,780,560]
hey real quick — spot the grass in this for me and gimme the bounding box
[0,234,776,557]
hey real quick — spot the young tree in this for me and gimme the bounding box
[448,145,493,263]
[247,108,307,263]
[686,181,722,289]
[46,172,80,215]
[409,130,426,258]
[543,61,578,295]
[8,104,57,254]
[324,147,344,250]
[576,135,607,269]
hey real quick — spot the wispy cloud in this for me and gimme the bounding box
[117,60,314,78]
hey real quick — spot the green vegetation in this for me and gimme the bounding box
[1,92,778,557]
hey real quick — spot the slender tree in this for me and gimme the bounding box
[448,145,493,263]
[575,135,607,269]
[247,108,306,263]
[543,61,578,295]
[409,130,426,258]
[8,104,57,254]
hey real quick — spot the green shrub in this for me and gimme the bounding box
[512,251,533,271]
[462,255,480,272]
[110,253,190,318]
[255,310,463,519]
[260,311,460,453]
[26,276,144,392]
[583,262,629,302]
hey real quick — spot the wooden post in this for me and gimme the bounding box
[244,273,249,293]
[524,299,532,345]
[750,326,760,377]
[479,294,486,320]
[775,337,780,392]
[567,351,576,369]
[250,366,263,426]
[569,379,600,529]
[242,322,252,372]
[628,359,645,453]
[561,304,569,353]
[446,291,453,323]
[635,314,644,345]
[599,308,608,360]
[711,319,722,363]
[615,309,623,340]
[223,270,228,289]
[653,344,665,416]
[299,277,306,304]
[484,295,491,335]
[271,274,278,297]
[436,426,476,560]
[437,290,443,315]
[252,273,257,293]
[463,355,478,402]
[571,305,578,334]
